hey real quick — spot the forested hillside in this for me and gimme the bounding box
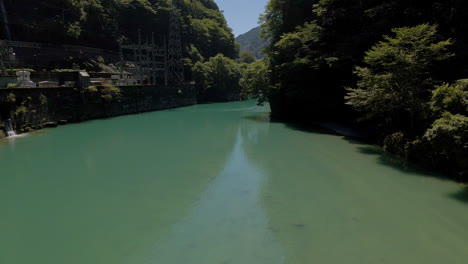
[261,0,468,120]
[0,0,238,61]
[235,27,268,59]
[254,0,468,180]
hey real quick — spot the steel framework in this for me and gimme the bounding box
[167,0,184,84]
[120,30,167,85]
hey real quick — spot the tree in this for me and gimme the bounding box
[240,60,270,103]
[430,80,468,116]
[100,82,122,103]
[2,0,239,69]
[239,50,256,64]
[193,54,242,102]
[346,24,453,133]
[260,0,287,43]
[261,0,468,120]
[411,112,468,180]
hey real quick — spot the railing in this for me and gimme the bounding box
[4,40,119,55]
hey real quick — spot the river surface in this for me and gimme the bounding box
[1,101,467,264]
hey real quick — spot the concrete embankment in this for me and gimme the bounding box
[0,84,196,135]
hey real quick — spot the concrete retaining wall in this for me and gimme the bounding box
[0,84,196,133]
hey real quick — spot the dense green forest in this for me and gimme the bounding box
[1,0,238,59]
[1,0,241,101]
[246,0,468,181]
[235,26,269,59]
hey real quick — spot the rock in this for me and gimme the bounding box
[58,120,68,125]
[45,122,58,128]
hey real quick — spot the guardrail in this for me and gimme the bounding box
[4,40,119,55]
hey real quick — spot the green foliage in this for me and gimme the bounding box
[84,85,98,94]
[4,0,238,64]
[188,45,205,64]
[260,0,286,42]
[272,21,324,71]
[421,113,468,179]
[346,24,453,131]
[39,94,48,106]
[261,0,468,119]
[189,17,238,59]
[183,45,205,74]
[66,22,82,39]
[430,82,468,116]
[97,56,105,64]
[15,106,28,118]
[383,132,408,157]
[52,69,85,73]
[0,123,5,139]
[100,83,122,102]
[7,69,35,72]
[7,83,18,89]
[193,54,241,101]
[239,50,256,64]
[6,93,16,104]
[240,60,270,103]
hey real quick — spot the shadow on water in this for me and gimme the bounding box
[449,187,468,204]
[245,113,468,205]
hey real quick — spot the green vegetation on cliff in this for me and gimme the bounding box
[259,0,468,120]
[1,0,240,101]
[2,0,238,59]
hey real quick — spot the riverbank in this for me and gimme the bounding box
[0,84,197,137]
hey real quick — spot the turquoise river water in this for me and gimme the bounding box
[1,101,467,264]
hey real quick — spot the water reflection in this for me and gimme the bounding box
[3,132,28,150]
[146,130,285,264]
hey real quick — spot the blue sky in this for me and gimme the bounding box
[214,0,270,36]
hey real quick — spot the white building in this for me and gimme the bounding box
[16,71,36,88]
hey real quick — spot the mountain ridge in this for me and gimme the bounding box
[235,26,268,59]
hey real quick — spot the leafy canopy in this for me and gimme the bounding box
[346,24,453,128]
[240,60,270,104]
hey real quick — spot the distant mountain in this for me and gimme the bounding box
[236,27,269,59]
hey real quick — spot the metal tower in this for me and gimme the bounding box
[120,32,167,85]
[167,0,184,84]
